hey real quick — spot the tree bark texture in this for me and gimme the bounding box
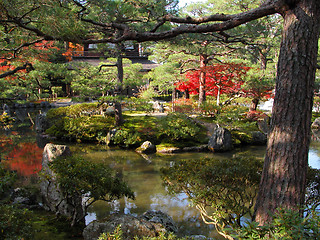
[198,54,207,104]
[114,101,123,126]
[254,0,320,224]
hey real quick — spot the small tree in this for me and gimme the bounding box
[49,155,135,226]
[161,154,262,239]
[242,68,274,111]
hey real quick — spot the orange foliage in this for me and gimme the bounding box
[62,42,84,61]
[32,40,60,61]
[173,98,194,113]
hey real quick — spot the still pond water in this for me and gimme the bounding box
[1,115,320,238]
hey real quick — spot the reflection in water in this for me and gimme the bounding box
[2,122,320,238]
[309,142,320,169]
[74,146,221,237]
[4,142,43,176]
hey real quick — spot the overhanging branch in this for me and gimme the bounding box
[0,62,33,78]
[0,0,283,44]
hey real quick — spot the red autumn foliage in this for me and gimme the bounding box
[4,142,43,176]
[176,63,250,97]
[0,40,61,78]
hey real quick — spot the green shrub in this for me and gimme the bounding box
[49,155,135,206]
[236,208,320,239]
[198,101,220,117]
[215,104,249,125]
[231,129,254,145]
[0,163,16,200]
[46,104,114,142]
[113,129,142,148]
[0,205,34,240]
[157,113,202,142]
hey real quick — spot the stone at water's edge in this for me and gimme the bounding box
[136,141,157,154]
[251,131,267,145]
[208,127,233,152]
[83,210,177,240]
[39,143,84,225]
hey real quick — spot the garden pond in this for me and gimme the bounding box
[1,109,320,239]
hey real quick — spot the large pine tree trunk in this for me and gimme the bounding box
[254,0,320,224]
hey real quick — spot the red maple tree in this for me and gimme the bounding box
[176,63,250,105]
[0,40,61,79]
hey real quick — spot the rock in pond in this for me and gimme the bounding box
[136,141,157,154]
[83,210,177,240]
[208,127,233,152]
[39,143,84,226]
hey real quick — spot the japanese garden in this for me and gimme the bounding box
[1,0,320,239]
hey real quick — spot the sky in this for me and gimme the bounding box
[178,0,207,8]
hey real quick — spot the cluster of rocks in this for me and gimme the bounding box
[9,187,42,210]
[133,119,269,154]
[83,210,177,240]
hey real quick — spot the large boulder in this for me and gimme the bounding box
[208,127,233,152]
[251,131,267,145]
[39,143,84,226]
[136,141,156,154]
[83,210,177,240]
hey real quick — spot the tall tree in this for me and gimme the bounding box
[1,0,320,224]
[254,0,320,224]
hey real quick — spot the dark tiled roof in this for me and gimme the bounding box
[71,56,159,71]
